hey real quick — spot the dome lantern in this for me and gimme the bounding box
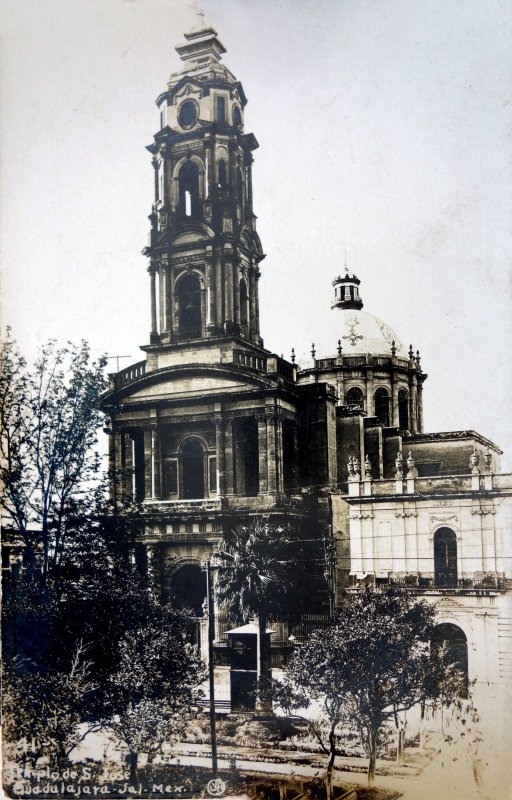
[332,269,363,311]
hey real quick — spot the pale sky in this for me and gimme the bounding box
[2,0,511,466]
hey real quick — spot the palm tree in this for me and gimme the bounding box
[216,519,306,711]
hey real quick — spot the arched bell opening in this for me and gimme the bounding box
[218,159,227,190]
[431,623,468,697]
[181,437,206,499]
[176,273,202,339]
[434,527,458,588]
[177,160,200,219]
[374,387,390,426]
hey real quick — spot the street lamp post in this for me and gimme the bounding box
[203,550,234,778]
[204,559,218,777]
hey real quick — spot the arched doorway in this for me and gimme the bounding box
[434,527,458,587]
[176,273,202,339]
[431,623,468,697]
[169,563,207,616]
[181,438,205,499]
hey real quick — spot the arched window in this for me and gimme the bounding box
[232,105,242,127]
[181,438,205,499]
[218,159,227,190]
[346,386,364,409]
[240,278,249,327]
[374,387,390,426]
[431,623,468,697]
[177,160,200,219]
[398,389,409,430]
[434,527,458,588]
[176,273,202,338]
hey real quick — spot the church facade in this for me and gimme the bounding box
[101,21,512,733]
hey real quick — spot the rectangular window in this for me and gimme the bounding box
[165,459,178,496]
[209,456,217,493]
[216,96,226,123]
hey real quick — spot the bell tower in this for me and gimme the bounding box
[143,17,264,351]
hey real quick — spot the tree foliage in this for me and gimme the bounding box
[2,332,204,780]
[107,612,205,789]
[274,588,466,793]
[216,519,317,707]
[0,331,108,578]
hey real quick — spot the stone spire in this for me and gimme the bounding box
[176,13,226,64]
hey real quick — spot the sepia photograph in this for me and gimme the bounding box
[1,1,511,799]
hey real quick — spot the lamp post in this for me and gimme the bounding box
[203,558,218,777]
[202,550,235,778]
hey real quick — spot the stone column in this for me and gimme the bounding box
[152,156,159,202]
[164,259,173,336]
[149,263,158,337]
[233,263,241,327]
[158,263,166,333]
[214,416,226,496]
[248,264,257,340]
[254,268,261,338]
[224,258,234,324]
[391,377,399,427]
[215,255,224,329]
[274,410,284,494]
[206,251,216,329]
[257,415,268,494]
[410,377,418,434]
[266,411,278,494]
[246,156,253,213]
[224,418,235,495]
[366,372,374,418]
[144,427,152,499]
[417,383,424,433]
[150,423,161,500]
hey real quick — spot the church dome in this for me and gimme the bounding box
[331,307,406,357]
[297,271,407,366]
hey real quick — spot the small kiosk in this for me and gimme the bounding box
[226,622,274,712]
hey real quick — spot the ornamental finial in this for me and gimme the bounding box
[408,344,414,360]
[395,450,404,477]
[337,339,343,356]
[291,348,296,364]
[483,447,492,471]
[311,343,316,359]
[470,446,480,473]
[391,340,396,357]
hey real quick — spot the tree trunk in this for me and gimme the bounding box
[127,751,140,792]
[419,701,426,751]
[325,726,336,800]
[367,727,378,786]
[394,709,405,765]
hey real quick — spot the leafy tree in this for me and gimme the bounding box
[273,588,465,794]
[0,332,107,581]
[216,519,316,709]
[2,642,99,771]
[107,610,205,791]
